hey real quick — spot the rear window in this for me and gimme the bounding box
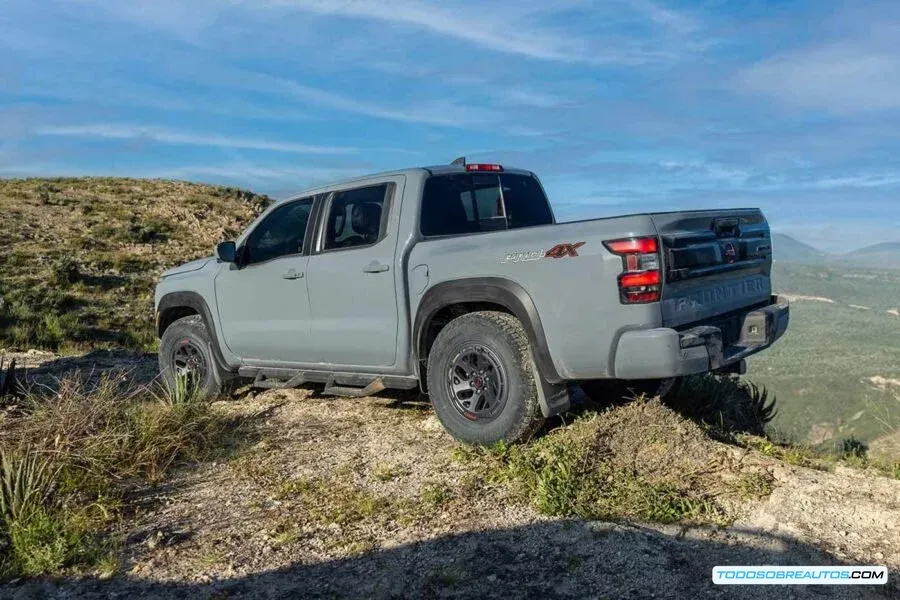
[420,173,553,237]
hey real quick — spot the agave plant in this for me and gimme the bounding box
[156,373,203,407]
[665,374,777,437]
[0,357,18,401]
[0,447,56,526]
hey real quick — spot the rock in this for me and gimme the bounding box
[421,415,444,431]
[487,574,497,583]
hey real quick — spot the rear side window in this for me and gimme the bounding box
[420,173,553,237]
[322,183,391,251]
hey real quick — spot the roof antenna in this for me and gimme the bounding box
[451,156,466,166]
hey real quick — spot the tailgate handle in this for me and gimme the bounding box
[713,218,740,238]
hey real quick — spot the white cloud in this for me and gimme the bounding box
[35,124,356,155]
[496,87,565,108]
[258,0,592,63]
[736,43,900,114]
[264,77,497,127]
[163,163,364,183]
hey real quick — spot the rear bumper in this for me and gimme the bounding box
[613,295,790,380]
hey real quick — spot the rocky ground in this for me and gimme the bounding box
[2,351,899,599]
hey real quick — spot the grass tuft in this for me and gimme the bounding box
[0,374,230,579]
[458,399,766,526]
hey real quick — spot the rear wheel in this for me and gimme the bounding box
[426,311,544,445]
[159,315,229,398]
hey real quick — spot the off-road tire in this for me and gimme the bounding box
[159,315,229,398]
[426,311,545,445]
[580,377,682,405]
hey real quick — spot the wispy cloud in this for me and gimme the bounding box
[263,76,497,127]
[736,43,900,114]
[35,124,356,155]
[493,87,565,108]
[259,0,593,63]
[163,163,365,184]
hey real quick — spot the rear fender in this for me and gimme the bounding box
[413,278,562,385]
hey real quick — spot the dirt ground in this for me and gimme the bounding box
[2,351,899,599]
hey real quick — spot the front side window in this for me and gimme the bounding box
[322,183,390,251]
[419,173,553,237]
[243,198,313,265]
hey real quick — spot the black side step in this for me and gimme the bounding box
[239,366,417,395]
[321,375,386,398]
[252,371,305,390]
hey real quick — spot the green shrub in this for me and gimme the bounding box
[23,375,224,489]
[0,375,229,579]
[665,374,777,437]
[461,401,745,526]
[0,448,56,527]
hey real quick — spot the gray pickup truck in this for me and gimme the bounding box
[154,159,789,444]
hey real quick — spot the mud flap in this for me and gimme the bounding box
[528,350,570,417]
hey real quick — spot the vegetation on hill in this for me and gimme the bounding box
[0,375,231,579]
[749,261,900,449]
[0,178,269,352]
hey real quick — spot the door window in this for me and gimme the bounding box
[243,198,313,265]
[322,184,391,251]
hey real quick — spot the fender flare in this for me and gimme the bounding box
[413,277,562,384]
[156,291,233,372]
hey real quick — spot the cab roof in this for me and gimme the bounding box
[281,163,535,202]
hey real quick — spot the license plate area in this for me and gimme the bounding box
[738,312,770,346]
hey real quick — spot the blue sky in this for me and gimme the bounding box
[2,0,899,251]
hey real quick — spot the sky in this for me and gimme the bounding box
[1,0,899,252]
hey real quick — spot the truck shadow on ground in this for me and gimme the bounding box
[12,519,894,600]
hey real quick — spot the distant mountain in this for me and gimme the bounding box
[847,242,900,256]
[771,233,830,263]
[841,241,900,269]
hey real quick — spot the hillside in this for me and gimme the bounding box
[841,241,900,269]
[749,261,900,450]
[773,233,900,270]
[771,233,829,263]
[848,241,900,256]
[0,178,269,352]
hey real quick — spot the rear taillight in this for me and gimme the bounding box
[604,236,661,304]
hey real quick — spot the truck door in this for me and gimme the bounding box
[214,196,316,363]
[305,177,404,368]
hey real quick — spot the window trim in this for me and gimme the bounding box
[236,195,319,268]
[312,182,395,255]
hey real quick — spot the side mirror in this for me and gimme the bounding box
[216,241,237,263]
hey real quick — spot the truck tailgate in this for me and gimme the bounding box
[651,209,773,329]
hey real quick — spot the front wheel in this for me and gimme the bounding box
[158,315,228,398]
[426,311,545,445]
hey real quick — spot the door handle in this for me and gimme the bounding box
[362,261,390,274]
[282,268,304,280]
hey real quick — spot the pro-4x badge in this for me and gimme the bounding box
[501,242,585,263]
[545,242,585,258]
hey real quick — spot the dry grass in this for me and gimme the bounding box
[0,373,232,579]
[456,398,775,526]
[0,177,269,352]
